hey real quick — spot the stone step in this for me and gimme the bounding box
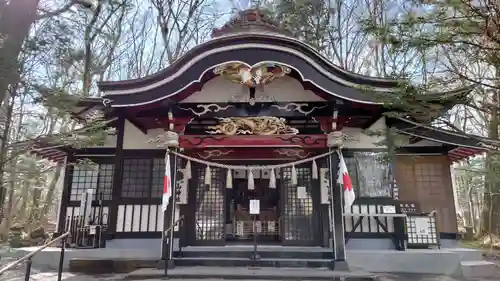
[448,248,483,262]
[180,247,334,259]
[125,267,377,281]
[69,258,159,274]
[461,260,498,279]
[171,256,332,268]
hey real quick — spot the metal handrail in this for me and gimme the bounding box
[0,231,70,278]
[164,215,184,236]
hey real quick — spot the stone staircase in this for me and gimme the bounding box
[451,248,499,279]
[56,246,498,279]
[171,245,334,268]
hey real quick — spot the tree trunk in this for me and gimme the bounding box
[1,171,17,239]
[0,0,40,107]
[482,89,500,235]
[0,96,14,224]
[16,181,31,223]
[37,166,61,225]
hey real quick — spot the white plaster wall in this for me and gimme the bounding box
[123,121,163,149]
[343,117,442,149]
[86,133,117,148]
[343,127,385,149]
[181,76,325,103]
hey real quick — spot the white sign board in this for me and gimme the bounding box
[297,186,307,199]
[249,199,260,215]
[89,225,96,235]
[414,217,429,236]
[79,189,94,226]
[382,206,396,214]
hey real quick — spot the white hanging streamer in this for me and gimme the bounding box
[291,165,298,186]
[269,168,276,189]
[185,160,192,179]
[248,170,255,190]
[312,159,318,180]
[226,169,233,189]
[204,165,211,186]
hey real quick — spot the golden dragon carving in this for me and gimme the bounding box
[206,117,299,135]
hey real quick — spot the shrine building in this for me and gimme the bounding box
[21,9,500,272]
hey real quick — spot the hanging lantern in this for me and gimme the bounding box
[226,169,233,189]
[312,159,318,180]
[204,165,211,187]
[248,170,255,190]
[269,168,276,189]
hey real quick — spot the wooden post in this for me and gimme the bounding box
[329,151,346,259]
[108,113,125,236]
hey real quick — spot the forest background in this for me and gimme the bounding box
[1,0,499,247]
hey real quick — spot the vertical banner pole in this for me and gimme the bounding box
[162,149,178,274]
[327,148,337,267]
[168,150,178,260]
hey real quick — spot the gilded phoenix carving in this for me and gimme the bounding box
[206,117,299,135]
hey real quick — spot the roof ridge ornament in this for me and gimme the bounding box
[211,8,292,38]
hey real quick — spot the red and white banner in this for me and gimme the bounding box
[337,152,355,212]
[162,153,172,211]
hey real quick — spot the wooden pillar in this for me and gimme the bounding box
[108,113,125,236]
[57,154,75,233]
[327,107,348,270]
[328,151,347,265]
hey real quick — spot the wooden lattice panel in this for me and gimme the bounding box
[406,215,439,248]
[282,167,314,243]
[395,155,457,233]
[195,167,225,241]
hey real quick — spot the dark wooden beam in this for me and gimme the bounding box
[134,102,337,118]
[186,147,323,160]
[179,134,327,149]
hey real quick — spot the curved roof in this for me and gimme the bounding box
[98,9,471,108]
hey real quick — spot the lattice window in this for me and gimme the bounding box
[151,158,165,198]
[122,158,152,198]
[97,164,114,200]
[70,163,114,201]
[345,152,391,197]
[344,157,359,195]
